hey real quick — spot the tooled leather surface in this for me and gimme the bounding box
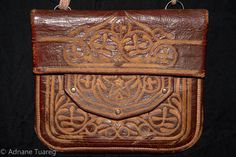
[36,75,201,151]
[32,10,207,152]
[31,10,208,76]
[64,74,174,120]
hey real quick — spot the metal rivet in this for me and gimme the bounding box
[115,109,121,115]
[162,88,168,94]
[71,87,76,93]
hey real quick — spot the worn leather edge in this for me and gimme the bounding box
[33,67,205,78]
[34,75,203,153]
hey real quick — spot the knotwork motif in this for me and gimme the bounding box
[77,75,162,104]
[54,90,182,139]
[63,13,178,66]
[46,76,186,141]
[65,74,173,119]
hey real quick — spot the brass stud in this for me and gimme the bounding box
[162,88,168,94]
[115,109,121,115]
[71,87,76,93]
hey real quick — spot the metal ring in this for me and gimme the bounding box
[54,5,71,10]
[165,0,185,10]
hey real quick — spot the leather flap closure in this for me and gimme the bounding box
[64,74,173,120]
[31,10,208,78]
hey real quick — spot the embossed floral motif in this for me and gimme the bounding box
[102,76,139,101]
[76,75,164,104]
[149,94,181,135]
[66,74,172,120]
[150,44,177,65]
[54,91,88,134]
[54,89,182,139]
[77,75,94,89]
[63,14,178,66]
[46,76,187,141]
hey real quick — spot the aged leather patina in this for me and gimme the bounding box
[31,9,208,153]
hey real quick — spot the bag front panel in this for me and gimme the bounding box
[35,74,203,152]
[32,9,208,152]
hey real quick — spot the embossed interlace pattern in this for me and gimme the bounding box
[43,75,192,140]
[62,13,178,66]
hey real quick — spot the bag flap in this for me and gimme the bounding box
[64,74,174,120]
[31,9,208,78]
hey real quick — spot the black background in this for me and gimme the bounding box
[0,0,236,157]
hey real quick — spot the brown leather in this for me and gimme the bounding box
[31,9,208,153]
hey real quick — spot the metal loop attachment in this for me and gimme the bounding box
[54,0,71,10]
[54,5,71,10]
[165,0,185,10]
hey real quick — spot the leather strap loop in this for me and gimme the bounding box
[171,0,177,5]
[58,0,71,10]
[57,0,184,10]
[165,0,184,10]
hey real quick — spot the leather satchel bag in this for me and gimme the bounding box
[31,0,208,153]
